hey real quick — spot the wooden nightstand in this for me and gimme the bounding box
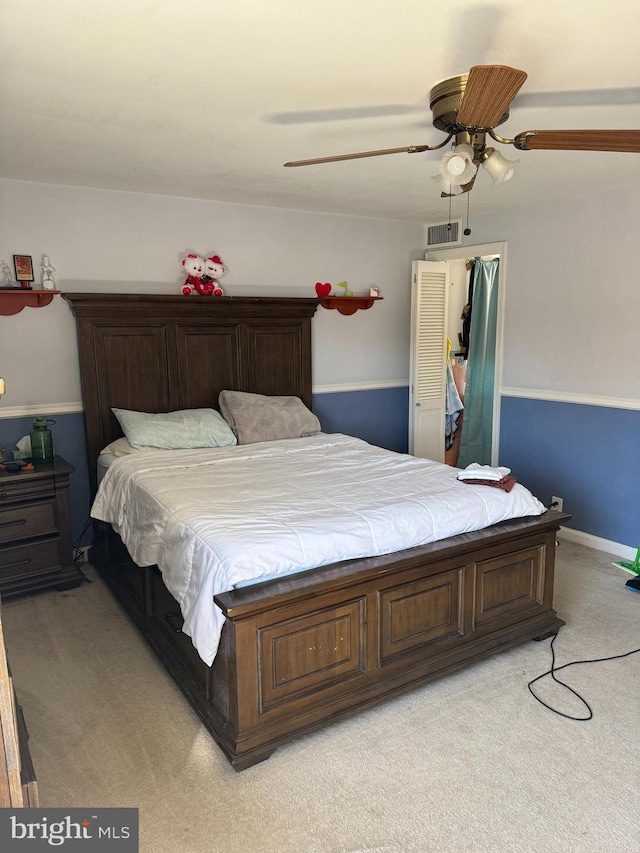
[0,457,83,598]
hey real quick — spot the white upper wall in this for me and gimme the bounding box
[466,180,640,401]
[1,177,638,411]
[0,179,426,407]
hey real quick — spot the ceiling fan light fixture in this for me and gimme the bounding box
[439,144,478,185]
[431,173,464,195]
[481,148,520,184]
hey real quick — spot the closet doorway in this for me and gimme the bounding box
[409,241,507,467]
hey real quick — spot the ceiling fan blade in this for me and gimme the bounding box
[284,144,432,167]
[457,65,528,129]
[513,129,640,152]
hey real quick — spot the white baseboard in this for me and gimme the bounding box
[557,527,637,561]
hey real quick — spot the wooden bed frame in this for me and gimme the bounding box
[64,293,566,771]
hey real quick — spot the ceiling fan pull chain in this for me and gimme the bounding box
[464,192,472,236]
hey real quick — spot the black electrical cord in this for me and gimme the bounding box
[72,515,94,581]
[528,630,640,720]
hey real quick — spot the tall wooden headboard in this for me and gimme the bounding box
[63,294,320,493]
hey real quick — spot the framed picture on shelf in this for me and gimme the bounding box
[13,254,34,286]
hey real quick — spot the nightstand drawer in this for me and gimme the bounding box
[0,502,58,544]
[0,540,62,581]
[0,479,55,505]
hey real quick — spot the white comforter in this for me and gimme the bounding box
[91,434,545,665]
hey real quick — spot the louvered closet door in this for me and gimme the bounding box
[409,261,449,462]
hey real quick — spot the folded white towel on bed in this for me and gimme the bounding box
[457,463,511,482]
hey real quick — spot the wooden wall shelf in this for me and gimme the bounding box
[320,296,383,316]
[0,290,60,316]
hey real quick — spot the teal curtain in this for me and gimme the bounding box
[457,258,499,468]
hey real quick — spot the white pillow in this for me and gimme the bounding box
[111,408,237,450]
[100,437,156,457]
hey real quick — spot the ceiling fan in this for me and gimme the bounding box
[283,65,640,196]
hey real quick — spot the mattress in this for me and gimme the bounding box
[91,434,546,666]
[97,452,117,485]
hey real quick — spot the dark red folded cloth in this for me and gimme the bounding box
[460,476,518,492]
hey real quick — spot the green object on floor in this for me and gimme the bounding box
[612,546,640,575]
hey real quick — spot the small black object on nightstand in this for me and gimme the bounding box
[1,461,24,473]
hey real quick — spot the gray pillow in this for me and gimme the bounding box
[111,407,237,449]
[218,391,321,445]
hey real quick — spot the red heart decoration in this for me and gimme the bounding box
[195,281,215,296]
[315,282,332,297]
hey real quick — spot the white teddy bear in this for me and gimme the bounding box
[180,254,205,296]
[202,255,226,296]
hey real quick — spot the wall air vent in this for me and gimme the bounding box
[426,219,462,249]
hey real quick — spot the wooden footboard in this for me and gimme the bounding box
[91,510,566,770]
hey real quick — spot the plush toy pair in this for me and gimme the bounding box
[181,254,226,296]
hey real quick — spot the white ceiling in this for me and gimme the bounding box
[1,0,639,222]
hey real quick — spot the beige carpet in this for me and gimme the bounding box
[2,540,639,853]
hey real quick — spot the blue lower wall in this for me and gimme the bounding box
[312,386,409,454]
[499,396,639,549]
